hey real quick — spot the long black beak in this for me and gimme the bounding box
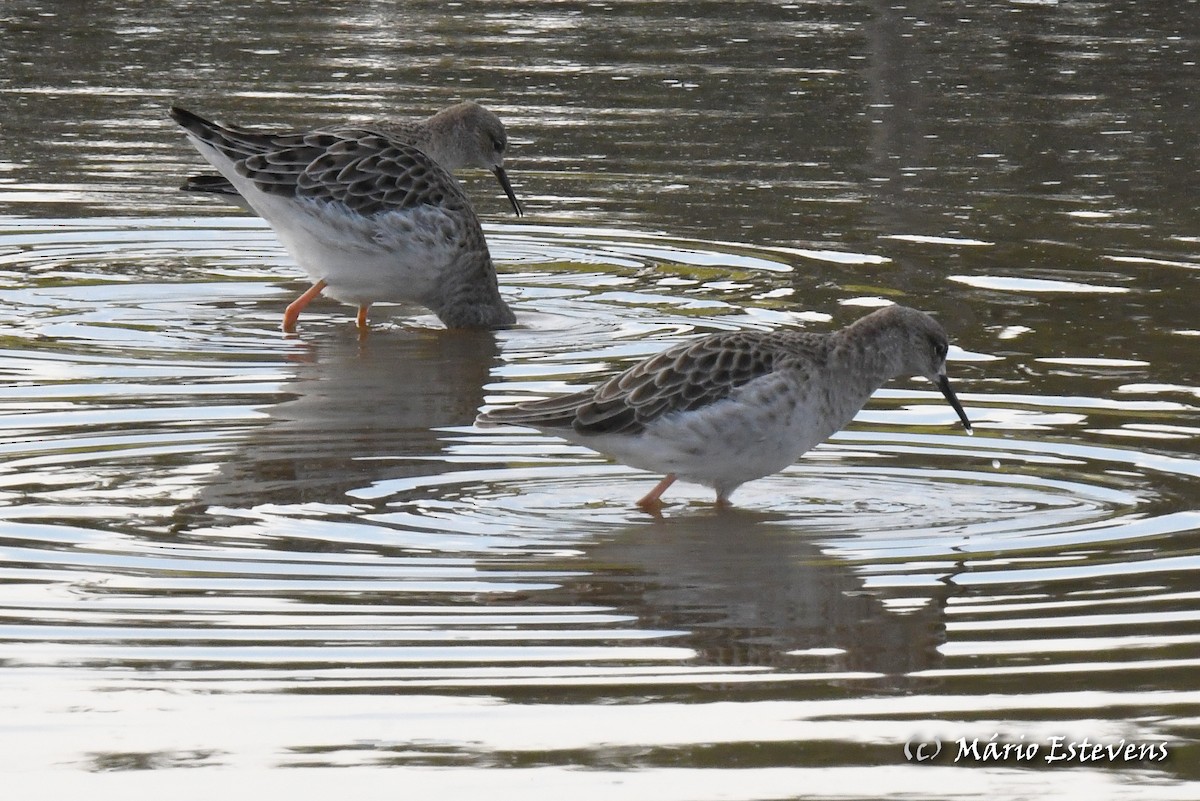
[937,374,972,433]
[492,165,523,217]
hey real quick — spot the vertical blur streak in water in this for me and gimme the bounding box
[0,1,1198,797]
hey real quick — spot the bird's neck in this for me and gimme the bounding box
[823,327,906,412]
[429,252,515,330]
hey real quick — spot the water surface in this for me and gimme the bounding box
[1,2,1198,798]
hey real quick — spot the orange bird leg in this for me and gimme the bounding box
[356,304,370,333]
[635,473,677,511]
[282,280,327,333]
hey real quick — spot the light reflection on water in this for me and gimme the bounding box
[2,0,1200,793]
[0,215,1197,796]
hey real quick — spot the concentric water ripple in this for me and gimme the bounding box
[1,217,1198,789]
[5,2,1200,793]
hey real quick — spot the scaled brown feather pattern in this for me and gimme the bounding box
[485,330,830,436]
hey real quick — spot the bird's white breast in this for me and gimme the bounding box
[254,195,467,307]
[579,371,837,490]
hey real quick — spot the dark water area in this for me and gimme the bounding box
[1,2,1198,798]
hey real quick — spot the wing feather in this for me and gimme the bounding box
[169,108,467,218]
[479,331,828,436]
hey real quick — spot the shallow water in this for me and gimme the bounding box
[2,2,1199,798]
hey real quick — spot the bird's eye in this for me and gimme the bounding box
[928,336,947,362]
[491,136,505,154]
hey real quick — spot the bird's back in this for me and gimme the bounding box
[170,107,471,217]
[479,329,832,436]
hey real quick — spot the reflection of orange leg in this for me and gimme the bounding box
[282,280,327,333]
[356,304,370,335]
[635,473,677,511]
